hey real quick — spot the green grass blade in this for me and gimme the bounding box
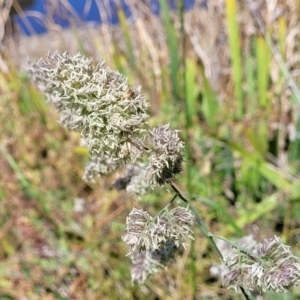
[256,35,271,108]
[234,193,279,233]
[245,55,256,114]
[117,7,136,70]
[111,42,127,75]
[199,63,218,129]
[0,144,63,238]
[225,0,243,117]
[197,196,243,235]
[278,17,287,57]
[159,0,180,102]
[185,58,198,128]
[207,134,295,191]
[183,58,194,191]
[227,141,292,190]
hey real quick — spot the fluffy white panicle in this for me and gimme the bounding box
[122,206,195,255]
[222,236,300,293]
[30,51,149,172]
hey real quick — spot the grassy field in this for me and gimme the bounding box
[1,0,300,299]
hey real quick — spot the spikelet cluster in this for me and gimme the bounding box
[114,163,150,197]
[30,52,186,185]
[131,240,178,284]
[30,51,149,176]
[146,124,184,186]
[83,156,123,182]
[210,235,257,278]
[222,236,300,293]
[122,206,195,255]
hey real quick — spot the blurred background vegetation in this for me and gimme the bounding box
[1,0,300,299]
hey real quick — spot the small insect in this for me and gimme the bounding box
[125,87,137,100]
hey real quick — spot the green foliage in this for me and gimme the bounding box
[225,0,243,117]
[256,35,272,108]
[159,0,181,102]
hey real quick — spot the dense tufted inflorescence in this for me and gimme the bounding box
[30,51,149,173]
[222,236,300,293]
[122,206,195,255]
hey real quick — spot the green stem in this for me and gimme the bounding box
[170,184,223,260]
[169,183,253,300]
[153,203,171,219]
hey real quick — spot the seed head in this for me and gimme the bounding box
[122,206,195,255]
[222,236,300,293]
[29,51,149,165]
[145,124,184,186]
[210,235,256,278]
[114,163,151,197]
[131,240,178,284]
[83,156,123,182]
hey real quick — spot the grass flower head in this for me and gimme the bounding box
[222,236,300,293]
[131,240,178,284]
[123,206,195,255]
[146,124,184,186]
[30,51,149,172]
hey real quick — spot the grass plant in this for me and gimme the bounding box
[1,0,300,299]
